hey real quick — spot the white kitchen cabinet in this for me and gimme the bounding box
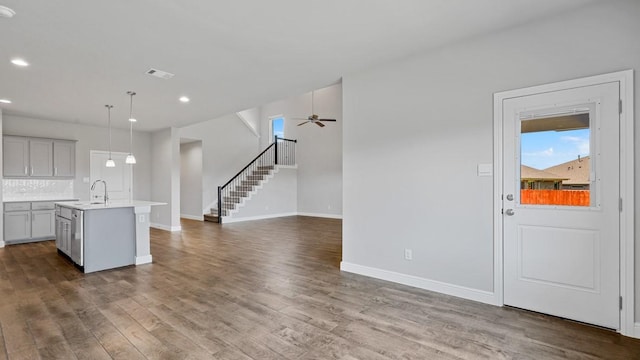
[3,136,76,178]
[3,136,29,177]
[32,210,56,238]
[29,139,54,177]
[59,217,72,256]
[4,201,60,244]
[4,211,31,242]
[53,140,75,177]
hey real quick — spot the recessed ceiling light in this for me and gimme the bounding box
[0,99,12,104]
[11,58,29,67]
[179,96,190,103]
[0,5,16,18]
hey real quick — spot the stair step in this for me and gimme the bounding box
[203,213,220,223]
[221,203,236,210]
[230,191,248,197]
[241,180,260,186]
[246,175,264,181]
[224,196,243,203]
[252,170,270,176]
[257,165,274,171]
[236,185,254,192]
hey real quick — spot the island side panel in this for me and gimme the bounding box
[84,207,136,273]
[134,205,152,265]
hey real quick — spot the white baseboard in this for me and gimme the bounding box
[340,261,497,306]
[135,255,152,265]
[633,323,640,339]
[150,223,182,232]
[180,214,203,221]
[0,241,4,248]
[223,212,298,223]
[297,212,343,219]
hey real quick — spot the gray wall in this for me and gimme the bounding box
[179,113,260,213]
[180,141,203,219]
[259,84,343,217]
[150,127,180,230]
[342,0,640,315]
[2,115,152,201]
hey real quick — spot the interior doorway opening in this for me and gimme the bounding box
[180,138,203,220]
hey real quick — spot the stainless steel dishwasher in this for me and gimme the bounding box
[70,209,84,266]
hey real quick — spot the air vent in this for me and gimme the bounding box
[145,68,175,80]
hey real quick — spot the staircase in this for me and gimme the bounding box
[205,136,296,223]
[204,165,275,223]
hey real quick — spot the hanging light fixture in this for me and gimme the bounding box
[125,91,137,164]
[105,105,116,167]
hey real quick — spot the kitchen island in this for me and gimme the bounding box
[55,200,165,273]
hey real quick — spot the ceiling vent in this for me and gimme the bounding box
[145,68,175,80]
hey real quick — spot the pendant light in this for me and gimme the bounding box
[125,91,137,165]
[105,105,116,167]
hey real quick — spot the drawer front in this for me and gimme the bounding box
[4,202,31,212]
[32,202,55,210]
[58,206,72,219]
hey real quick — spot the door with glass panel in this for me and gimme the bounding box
[502,82,620,329]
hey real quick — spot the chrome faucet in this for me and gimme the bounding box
[90,179,109,205]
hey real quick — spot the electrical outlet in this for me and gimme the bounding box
[404,248,412,261]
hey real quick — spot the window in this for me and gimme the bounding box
[270,116,284,141]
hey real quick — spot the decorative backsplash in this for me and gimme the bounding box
[2,179,74,200]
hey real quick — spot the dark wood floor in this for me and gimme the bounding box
[1,216,639,359]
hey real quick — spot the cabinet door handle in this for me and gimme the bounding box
[30,166,34,175]
[54,167,58,176]
[24,166,27,175]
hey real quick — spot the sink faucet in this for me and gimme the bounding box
[90,179,109,205]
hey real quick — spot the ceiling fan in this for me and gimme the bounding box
[294,91,336,127]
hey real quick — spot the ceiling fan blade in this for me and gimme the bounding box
[297,121,309,126]
[318,119,337,122]
[315,121,325,127]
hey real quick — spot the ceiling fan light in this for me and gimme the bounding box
[105,158,116,167]
[125,154,137,164]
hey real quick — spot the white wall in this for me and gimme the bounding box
[237,108,261,138]
[2,115,152,201]
[225,167,297,223]
[259,84,343,217]
[179,113,260,212]
[150,128,180,231]
[342,0,640,312]
[0,110,3,246]
[180,141,203,219]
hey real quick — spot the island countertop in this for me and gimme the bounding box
[55,200,166,211]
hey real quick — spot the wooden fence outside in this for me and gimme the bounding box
[521,189,590,206]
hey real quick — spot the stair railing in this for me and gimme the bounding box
[217,136,296,223]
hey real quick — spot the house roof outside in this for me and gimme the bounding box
[521,165,567,181]
[544,156,590,185]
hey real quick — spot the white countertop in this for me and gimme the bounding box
[4,197,79,203]
[55,200,166,211]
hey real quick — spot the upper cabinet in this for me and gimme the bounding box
[3,136,76,178]
[53,140,76,177]
[3,136,29,177]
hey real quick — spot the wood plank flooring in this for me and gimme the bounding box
[0,216,639,359]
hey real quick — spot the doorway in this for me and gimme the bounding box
[89,151,132,202]
[493,71,634,335]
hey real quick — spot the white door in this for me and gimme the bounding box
[503,82,620,329]
[90,151,132,202]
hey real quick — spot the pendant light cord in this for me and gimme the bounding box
[105,104,113,158]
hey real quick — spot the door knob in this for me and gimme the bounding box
[506,194,514,201]
[505,209,515,216]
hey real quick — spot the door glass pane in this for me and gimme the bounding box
[520,111,591,207]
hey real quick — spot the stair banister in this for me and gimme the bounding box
[216,137,296,223]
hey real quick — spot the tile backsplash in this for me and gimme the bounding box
[3,179,74,200]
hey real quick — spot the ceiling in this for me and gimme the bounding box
[0,0,595,132]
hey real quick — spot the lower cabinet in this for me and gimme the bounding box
[4,211,31,241]
[55,215,72,256]
[4,201,57,244]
